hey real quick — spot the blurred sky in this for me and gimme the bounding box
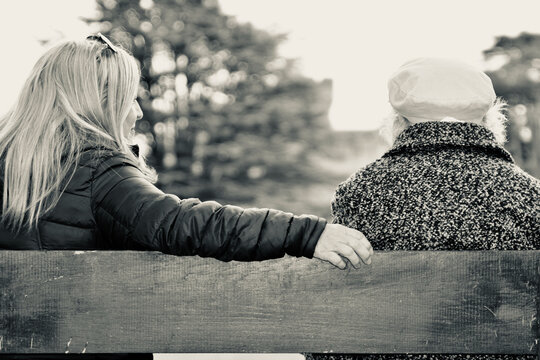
[2,0,540,130]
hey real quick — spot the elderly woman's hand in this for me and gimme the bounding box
[313,224,373,269]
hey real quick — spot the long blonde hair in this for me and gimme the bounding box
[0,38,154,232]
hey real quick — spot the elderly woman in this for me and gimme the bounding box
[319,57,539,360]
[332,57,539,252]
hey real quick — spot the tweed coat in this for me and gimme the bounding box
[315,121,539,360]
[332,121,539,250]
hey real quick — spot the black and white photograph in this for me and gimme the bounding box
[0,1,539,360]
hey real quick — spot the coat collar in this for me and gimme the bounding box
[383,121,514,163]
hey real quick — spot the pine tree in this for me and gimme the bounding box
[86,0,334,199]
[484,32,540,177]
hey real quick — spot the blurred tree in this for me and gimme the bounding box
[85,0,333,200]
[484,32,540,178]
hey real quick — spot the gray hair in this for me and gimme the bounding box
[380,98,508,145]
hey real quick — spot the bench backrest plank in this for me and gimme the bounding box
[0,250,538,354]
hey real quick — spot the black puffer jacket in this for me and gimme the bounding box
[0,147,326,261]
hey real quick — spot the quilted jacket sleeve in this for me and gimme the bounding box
[90,154,326,261]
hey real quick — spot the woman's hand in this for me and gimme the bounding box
[313,224,373,269]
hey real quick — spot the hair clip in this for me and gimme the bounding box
[86,32,118,53]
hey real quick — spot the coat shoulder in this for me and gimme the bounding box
[334,157,394,201]
[79,148,138,170]
[332,157,393,223]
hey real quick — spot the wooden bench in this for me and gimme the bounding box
[1,250,539,356]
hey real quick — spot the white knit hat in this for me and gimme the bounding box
[388,58,496,123]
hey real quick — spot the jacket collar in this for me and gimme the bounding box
[81,144,140,158]
[383,121,514,163]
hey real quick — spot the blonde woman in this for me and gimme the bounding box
[0,34,372,272]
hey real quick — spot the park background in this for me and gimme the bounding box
[0,2,539,359]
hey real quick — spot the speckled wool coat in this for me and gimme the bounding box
[332,121,539,251]
[316,122,539,360]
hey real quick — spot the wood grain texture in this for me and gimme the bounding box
[0,250,538,354]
